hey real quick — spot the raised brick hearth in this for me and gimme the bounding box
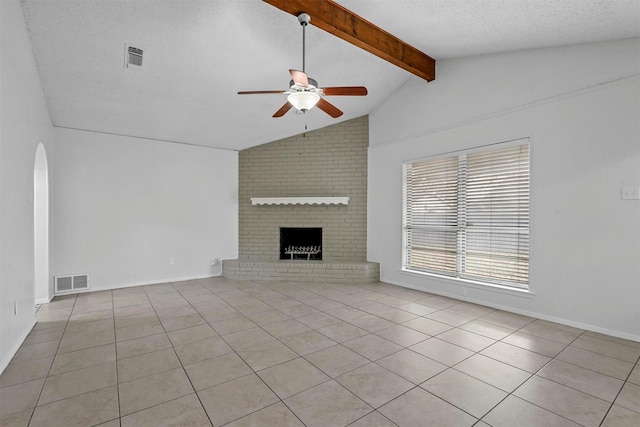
[222,259,380,283]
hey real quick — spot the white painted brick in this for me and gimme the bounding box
[238,116,369,262]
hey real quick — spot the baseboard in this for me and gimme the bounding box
[53,273,222,296]
[35,296,53,305]
[0,318,36,375]
[382,278,640,343]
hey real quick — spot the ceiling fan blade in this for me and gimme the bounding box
[316,98,343,118]
[321,86,368,96]
[289,69,309,87]
[273,102,293,118]
[237,90,286,95]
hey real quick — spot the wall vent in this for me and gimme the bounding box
[55,274,90,293]
[125,44,143,68]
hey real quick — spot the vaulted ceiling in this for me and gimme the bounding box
[20,0,640,150]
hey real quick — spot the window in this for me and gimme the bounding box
[402,141,530,289]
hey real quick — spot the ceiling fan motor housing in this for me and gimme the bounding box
[290,77,318,89]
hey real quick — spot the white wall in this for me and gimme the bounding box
[54,128,238,290]
[368,39,640,340]
[34,143,51,303]
[0,0,55,371]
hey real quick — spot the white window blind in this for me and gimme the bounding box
[403,142,530,289]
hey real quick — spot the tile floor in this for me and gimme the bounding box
[1,277,639,427]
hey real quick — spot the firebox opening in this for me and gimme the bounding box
[280,227,322,260]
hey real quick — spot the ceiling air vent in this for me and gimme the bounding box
[125,44,143,68]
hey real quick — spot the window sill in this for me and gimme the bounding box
[400,268,536,299]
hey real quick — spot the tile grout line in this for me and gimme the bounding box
[199,281,314,426]
[195,280,313,427]
[597,352,640,427]
[110,290,123,427]
[164,279,310,426]
[26,294,77,427]
[145,281,216,427]
[475,320,582,425]
[407,317,534,424]
[34,282,451,424]
[8,278,639,426]
[212,280,638,426]
[499,330,613,427]
[190,280,414,425]
[254,281,485,424]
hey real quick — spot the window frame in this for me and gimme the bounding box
[402,138,531,291]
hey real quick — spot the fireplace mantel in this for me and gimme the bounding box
[250,197,349,206]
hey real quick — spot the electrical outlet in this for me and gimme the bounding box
[210,258,221,266]
[170,257,176,265]
[621,186,640,200]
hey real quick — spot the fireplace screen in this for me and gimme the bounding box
[280,227,322,260]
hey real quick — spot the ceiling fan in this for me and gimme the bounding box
[237,13,367,118]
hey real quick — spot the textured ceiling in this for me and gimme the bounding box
[20,0,640,150]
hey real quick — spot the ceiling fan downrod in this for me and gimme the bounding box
[298,13,311,74]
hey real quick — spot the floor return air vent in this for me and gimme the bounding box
[55,274,90,293]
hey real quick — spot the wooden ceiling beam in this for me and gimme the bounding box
[262,0,436,81]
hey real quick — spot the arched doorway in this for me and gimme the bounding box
[34,143,50,303]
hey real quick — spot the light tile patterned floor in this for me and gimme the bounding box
[1,277,639,426]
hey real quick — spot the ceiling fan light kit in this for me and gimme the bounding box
[288,91,320,112]
[237,12,367,119]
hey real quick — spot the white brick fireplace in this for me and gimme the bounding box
[222,116,379,283]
